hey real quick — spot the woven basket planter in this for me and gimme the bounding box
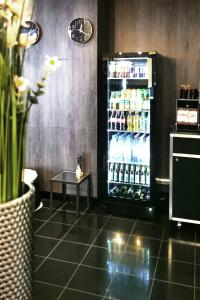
[0,184,35,300]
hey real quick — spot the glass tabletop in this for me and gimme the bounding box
[51,171,90,184]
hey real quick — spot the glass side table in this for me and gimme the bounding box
[50,170,91,215]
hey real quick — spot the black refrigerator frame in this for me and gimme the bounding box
[98,51,158,220]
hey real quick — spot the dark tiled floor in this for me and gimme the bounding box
[34,199,199,299]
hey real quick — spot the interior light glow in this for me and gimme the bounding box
[118,52,122,55]
[122,78,126,90]
[136,238,141,247]
[113,233,124,246]
[138,51,142,55]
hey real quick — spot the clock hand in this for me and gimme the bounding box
[27,29,37,35]
[79,30,90,37]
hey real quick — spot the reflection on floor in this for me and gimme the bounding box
[33,199,200,300]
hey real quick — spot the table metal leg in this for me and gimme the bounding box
[87,176,90,210]
[62,183,66,202]
[76,185,80,216]
[50,181,53,209]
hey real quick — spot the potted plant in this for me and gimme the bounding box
[0,1,61,298]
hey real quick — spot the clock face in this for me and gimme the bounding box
[68,18,93,44]
[20,21,41,45]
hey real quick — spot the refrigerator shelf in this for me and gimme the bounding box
[108,180,149,187]
[107,129,150,134]
[107,109,150,113]
[107,160,149,166]
[108,77,149,80]
[107,78,149,87]
[108,195,150,202]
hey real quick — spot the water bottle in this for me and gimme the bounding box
[134,165,140,184]
[124,164,130,182]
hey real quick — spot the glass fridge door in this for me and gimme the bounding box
[107,57,153,203]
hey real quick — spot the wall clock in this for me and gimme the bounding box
[20,21,41,46]
[68,18,93,44]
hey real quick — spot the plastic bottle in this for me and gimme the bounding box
[124,164,130,182]
[120,111,125,131]
[146,166,150,185]
[137,89,143,111]
[140,166,145,185]
[130,164,134,183]
[119,164,124,182]
[127,112,132,131]
[114,163,119,182]
[134,165,140,184]
[108,163,114,181]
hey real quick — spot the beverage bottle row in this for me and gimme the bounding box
[109,110,149,133]
[108,61,148,79]
[109,133,150,165]
[109,185,150,201]
[180,84,200,99]
[108,163,150,185]
[109,89,150,111]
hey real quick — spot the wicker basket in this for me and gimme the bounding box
[0,183,35,300]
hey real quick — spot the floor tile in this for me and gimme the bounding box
[196,288,200,300]
[196,231,200,243]
[159,240,195,263]
[50,210,77,224]
[163,222,195,243]
[119,251,157,278]
[103,217,134,234]
[62,201,87,212]
[59,288,103,300]
[150,280,194,300]
[155,258,194,286]
[33,281,62,300]
[127,234,161,257]
[195,245,200,264]
[64,225,99,245]
[89,203,108,216]
[34,207,57,221]
[82,246,122,272]
[77,214,107,229]
[196,265,200,288]
[68,265,112,296]
[50,240,89,263]
[42,198,64,209]
[36,221,71,240]
[34,256,45,271]
[33,219,45,233]
[34,236,58,256]
[35,258,77,286]
[93,230,129,250]
[106,272,152,300]
[133,222,163,239]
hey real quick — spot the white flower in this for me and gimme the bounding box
[7,0,24,18]
[44,55,62,74]
[14,75,30,93]
[6,18,20,47]
[19,32,37,48]
[0,6,13,22]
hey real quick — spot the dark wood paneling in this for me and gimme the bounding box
[25,0,98,197]
[113,0,200,178]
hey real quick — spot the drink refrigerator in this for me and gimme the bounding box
[100,52,157,220]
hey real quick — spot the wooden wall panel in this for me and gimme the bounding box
[113,0,200,178]
[25,0,98,196]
